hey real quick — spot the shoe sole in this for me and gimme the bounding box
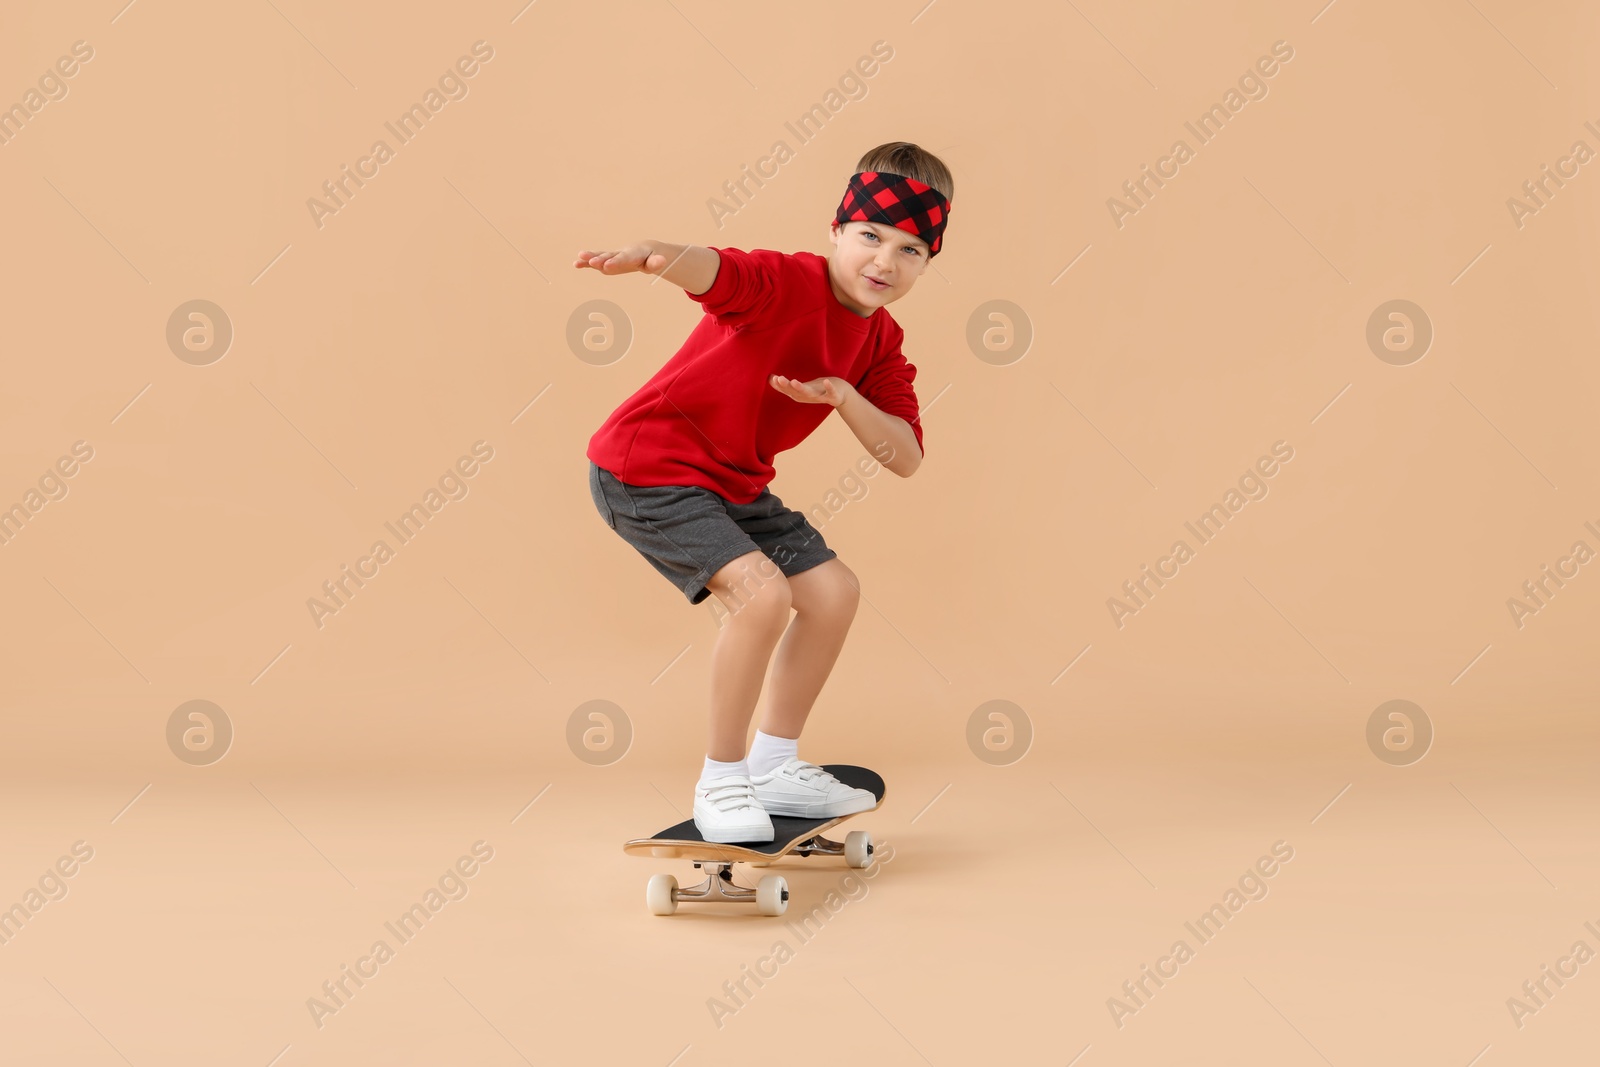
[694,810,775,844]
[755,794,876,820]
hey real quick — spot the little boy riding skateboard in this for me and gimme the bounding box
[581,141,954,844]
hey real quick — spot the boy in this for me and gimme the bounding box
[581,142,953,843]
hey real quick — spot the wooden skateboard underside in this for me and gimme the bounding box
[623,765,886,862]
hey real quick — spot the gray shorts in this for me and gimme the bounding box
[588,460,837,605]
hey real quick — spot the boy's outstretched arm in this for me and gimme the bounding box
[837,384,921,477]
[573,241,720,296]
[769,375,922,477]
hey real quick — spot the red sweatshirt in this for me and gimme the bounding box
[585,246,924,505]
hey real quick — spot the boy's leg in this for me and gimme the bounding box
[703,550,793,762]
[758,558,861,740]
[737,556,875,818]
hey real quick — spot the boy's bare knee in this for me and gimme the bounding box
[834,561,861,606]
[790,558,860,619]
[707,551,792,620]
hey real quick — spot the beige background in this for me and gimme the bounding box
[3,0,1598,1063]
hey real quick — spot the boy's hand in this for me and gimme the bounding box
[770,375,850,408]
[573,243,670,275]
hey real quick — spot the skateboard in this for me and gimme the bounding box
[623,765,885,916]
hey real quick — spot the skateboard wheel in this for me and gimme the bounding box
[756,875,788,916]
[845,831,873,869]
[647,874,678,916]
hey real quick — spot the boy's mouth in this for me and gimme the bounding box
[864,275,890,291]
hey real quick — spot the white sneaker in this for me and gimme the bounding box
[693,775,774,843]
[751,759,876,819]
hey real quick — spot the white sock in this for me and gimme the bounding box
[747,730,799,778]
[699,756,749,787]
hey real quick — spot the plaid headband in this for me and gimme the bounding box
[833,170,951,257]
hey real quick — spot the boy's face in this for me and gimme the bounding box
[826,220,931,317]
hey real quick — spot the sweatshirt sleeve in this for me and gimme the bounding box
[685,246,780,324]
[853,329,925,459]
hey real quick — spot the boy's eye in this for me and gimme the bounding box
[864,231,921,256]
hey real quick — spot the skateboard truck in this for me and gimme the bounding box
[677,862,788,904]
[793,833,856,858]
[643,832,876,917]
[648,863,790,916]
[751,833,871,865]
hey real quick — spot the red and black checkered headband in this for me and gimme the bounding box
[833,170,951,257]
